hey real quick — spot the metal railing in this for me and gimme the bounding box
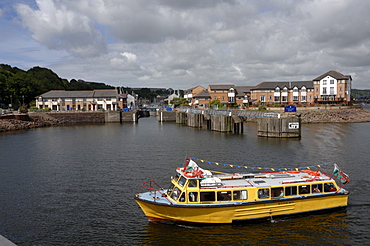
[176,108,282,118]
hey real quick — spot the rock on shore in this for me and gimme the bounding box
[300,108,370,123]
[0,112,63,132]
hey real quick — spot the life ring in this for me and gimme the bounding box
[184,170,197,178]
[301,175,313,181]
[301,170,320,176]
[280,170,299,173]
[194,167,204,178]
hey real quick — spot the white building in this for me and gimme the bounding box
[36,89,119,111]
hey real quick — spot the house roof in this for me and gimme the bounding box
[194,90,210,98]
[313,70,352,81]
[252,81,313,90]
[37,90,118,98]
[208,84,235,90]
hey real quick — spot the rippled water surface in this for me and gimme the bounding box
[1,113,370,245]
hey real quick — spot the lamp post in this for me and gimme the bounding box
[10,95,12,108]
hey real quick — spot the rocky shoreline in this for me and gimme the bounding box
[0,112,64,132]
[1,108,370,132]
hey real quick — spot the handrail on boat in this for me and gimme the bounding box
[141,180,173,204]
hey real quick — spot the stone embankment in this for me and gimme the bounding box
[0,112,63,132]
[300,108,370,123]
[1,108,370,132]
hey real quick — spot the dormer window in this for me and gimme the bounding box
[283,87,288,92]
[301,86,306,92]
[275,87,280,92]
[293,87,298,92]
[229,88,234,93]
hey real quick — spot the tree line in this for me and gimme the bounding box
[0,64,114,109]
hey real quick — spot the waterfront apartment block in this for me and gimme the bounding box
[189,70,352,108]
[36,90,119,111]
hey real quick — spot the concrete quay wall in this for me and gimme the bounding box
[47,112,105,122]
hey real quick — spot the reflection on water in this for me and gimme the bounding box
[0,118,369,245]
[144,211,349,245]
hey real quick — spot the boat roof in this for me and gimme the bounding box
[176,159,335,189]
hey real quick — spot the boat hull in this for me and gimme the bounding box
[135,193,348,224]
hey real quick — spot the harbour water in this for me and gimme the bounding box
[0,112,370,245]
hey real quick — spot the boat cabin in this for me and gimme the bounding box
[167,160,339,204]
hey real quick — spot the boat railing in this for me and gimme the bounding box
[141,180,173,204]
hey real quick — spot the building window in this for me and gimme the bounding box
[293,96,298,101]
[323,80,327,85]
[274,96,280,102]
[339,87,342,91]
[269,95,272,100]
[106,97,111,101]
[214,96,217,100]
[330,80,334,84]
[323,88,327,94]
[330,87,334,95]
[283,87,288,92]
[228,97,234,102]
[282,96,287,102]
[229,88,234,93]
[316,88,319,92]
[275,87,280,92]
[301,96,306,101]
[260,96,265,102]
[293,87,298,92]
[301,87,306,92]
[52,98,57,102]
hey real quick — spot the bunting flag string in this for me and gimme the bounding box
[192,157,327,172]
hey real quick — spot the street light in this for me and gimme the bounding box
[10,95,12,108]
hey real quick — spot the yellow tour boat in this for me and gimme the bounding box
[134,158,350,224]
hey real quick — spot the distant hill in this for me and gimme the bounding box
[0,64,113,108]
[352,89,370,101]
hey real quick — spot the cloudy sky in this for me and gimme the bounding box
[1,0,370,89]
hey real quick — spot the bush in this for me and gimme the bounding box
[258,105,267,111]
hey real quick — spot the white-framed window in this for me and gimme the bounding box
[260,96,265,102]
[330,87,334,94]
[275,87,280,92]
[282,96,287,102]
[293,96,298,101]
[293,87,298,92]
[330,80,334,84]
[301,96,306,101]
[274,96,280,102]
[323,80,327,85]
[323,88,327,94]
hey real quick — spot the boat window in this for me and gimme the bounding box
[188,192,198,202]
[312,184,323,193]
[179,192,185,202]
[170,187,181,200]
[299,185,310,194]
[178,176,187,187]
[271,187,284,198]
[200,192,216,202]
[233,190,248,200]
[172,173,180,181]
[285,186,297,196]
[258,188,270,199]
[188,179,198,188]
[324,183,337,192]
[217,191,231,201]
[167,184,175,196]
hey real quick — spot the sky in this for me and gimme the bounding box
[1,0,370,89]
